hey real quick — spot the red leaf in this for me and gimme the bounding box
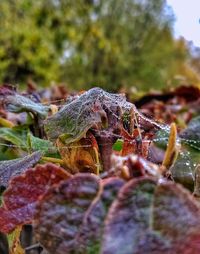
[77,177,125,253]
[34,174,100,254]
[102,177,200,254]
[0,163,70,233]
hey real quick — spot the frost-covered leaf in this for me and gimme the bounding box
[77,178,125,254]
[45,88,159,171]
[102,177,200,254]
[3,94,50,119]
[45,87,132,143]
[34,174,100,254]
[0,163,70,233]
[170,151,195,191]
[0,151,41,188]
[180,116,200,150]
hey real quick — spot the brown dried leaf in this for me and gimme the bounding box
[9,227,24,254]
[110,154,160,180]
[162,122,179,171]
[57,131,100,174]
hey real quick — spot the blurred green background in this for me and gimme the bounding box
[0,0,200,92]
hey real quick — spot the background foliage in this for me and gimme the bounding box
[0,0,199,91]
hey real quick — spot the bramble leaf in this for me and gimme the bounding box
[34,174,100,254]
[102,177,200,254]
[0,163,70,233]
[0,151,41,188]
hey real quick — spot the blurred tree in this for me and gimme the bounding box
[0,0,198,91]
[58,0,179,91]
[0,0,62,85]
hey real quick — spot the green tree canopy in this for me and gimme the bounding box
[0,0,198,91]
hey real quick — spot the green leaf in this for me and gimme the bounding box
[180,116,200,150]
[154,128,170,149]
[170,151,195,191]
[27,133,59,157]
[0,127,28,149]
[112,139,124,152]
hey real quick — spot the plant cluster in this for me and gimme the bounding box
[0,85,200,253]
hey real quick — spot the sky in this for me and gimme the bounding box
[167,0,200,47]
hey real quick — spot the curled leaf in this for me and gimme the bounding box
[0,163,70,233]
[34,174,100,254]
[44,87,132,143]
[0,151,41,188]
[3,94,50,119]
[57,131,100,174]
[102,177,200,254]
